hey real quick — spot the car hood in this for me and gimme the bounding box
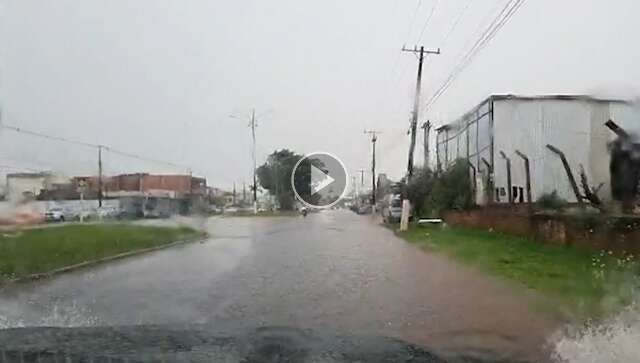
[0,325,531,363]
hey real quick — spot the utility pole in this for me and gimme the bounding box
[243,181,247,203]
[249,109,258,213]
[401,44,440,231]
[352,176,357,199]
[364,130,380,207]
[97,145,103,207]
[421,121,431,168]
[230,108,262,213]
[232,182,236,205]
[402,45,440,179]
[358,169,366,186]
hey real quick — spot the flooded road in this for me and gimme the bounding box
[0,210,560,361]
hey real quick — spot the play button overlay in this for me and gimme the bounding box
[291,151,348,209]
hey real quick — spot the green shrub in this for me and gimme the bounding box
[424,159,473,216]
[537,190,568,210]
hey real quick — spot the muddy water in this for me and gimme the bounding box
[0,210,563,361]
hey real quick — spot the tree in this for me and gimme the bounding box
[404,167,434,217]
[257,149,317,210]
[425,159,473,215]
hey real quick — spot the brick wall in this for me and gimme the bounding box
[442,207,640,255]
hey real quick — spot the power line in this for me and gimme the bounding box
[1,123,192,172]
[102,146,189,171]
[433,0,472,56]
[426,0,524,107]
[415,0,441,44]
[404,0,423,44]
[384,0,425,100]
[1,124,95,148]
[424,0,527,110]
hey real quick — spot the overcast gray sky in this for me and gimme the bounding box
[1,0,639,189]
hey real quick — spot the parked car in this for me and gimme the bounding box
[97,206,119,219]
[383,195,403,223]
[223,207,239,213]
[44,207,66,222]
[357,204,372,215]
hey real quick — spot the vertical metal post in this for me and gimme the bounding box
[546,144,584,207]
[421,121,431,168]
[515,150,532,205]
[489,99,495,178]
[436,132,441,172]
[468,160,477,202]
[482,157,494,204]
[499,151,513,204]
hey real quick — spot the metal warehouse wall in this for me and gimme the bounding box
[493,99,593,203]
[436,95,640,205]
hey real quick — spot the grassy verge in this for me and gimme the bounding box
[395,224,639,316]
[0,224,205,281]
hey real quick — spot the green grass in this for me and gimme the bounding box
[396,224,637,316]
[0,224,205,281]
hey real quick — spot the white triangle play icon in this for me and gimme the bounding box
[311,164,335,195]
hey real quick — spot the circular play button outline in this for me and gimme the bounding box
[291,151,349,209]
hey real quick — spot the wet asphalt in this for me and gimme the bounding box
[0,210,560,361]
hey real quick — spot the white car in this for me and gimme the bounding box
[44,208,66,222]
[97,206,119,218]
[383,195,404,223]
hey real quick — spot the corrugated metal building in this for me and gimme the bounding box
[435,94,640,205]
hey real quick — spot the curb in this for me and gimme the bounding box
[1,234,208,286]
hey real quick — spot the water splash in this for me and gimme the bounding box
[0,300,101,329]
[552,304,640,362]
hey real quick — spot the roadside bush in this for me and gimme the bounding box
[406,167,435,217]
[537,191,568,211]
[424,159,473,216]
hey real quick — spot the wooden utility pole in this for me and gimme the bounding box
[364,130,380,206]
[402,45,440,179]
[421,121,431,168]
[358,169,366,186]
[400,45,439,231]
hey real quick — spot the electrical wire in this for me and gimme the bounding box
[1,123,192,172]
[1,124,95,148]
[433,0,472,57]
[415,0,441,44]
[424,0,527,110]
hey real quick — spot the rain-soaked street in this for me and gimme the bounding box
[0,210,561,361]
